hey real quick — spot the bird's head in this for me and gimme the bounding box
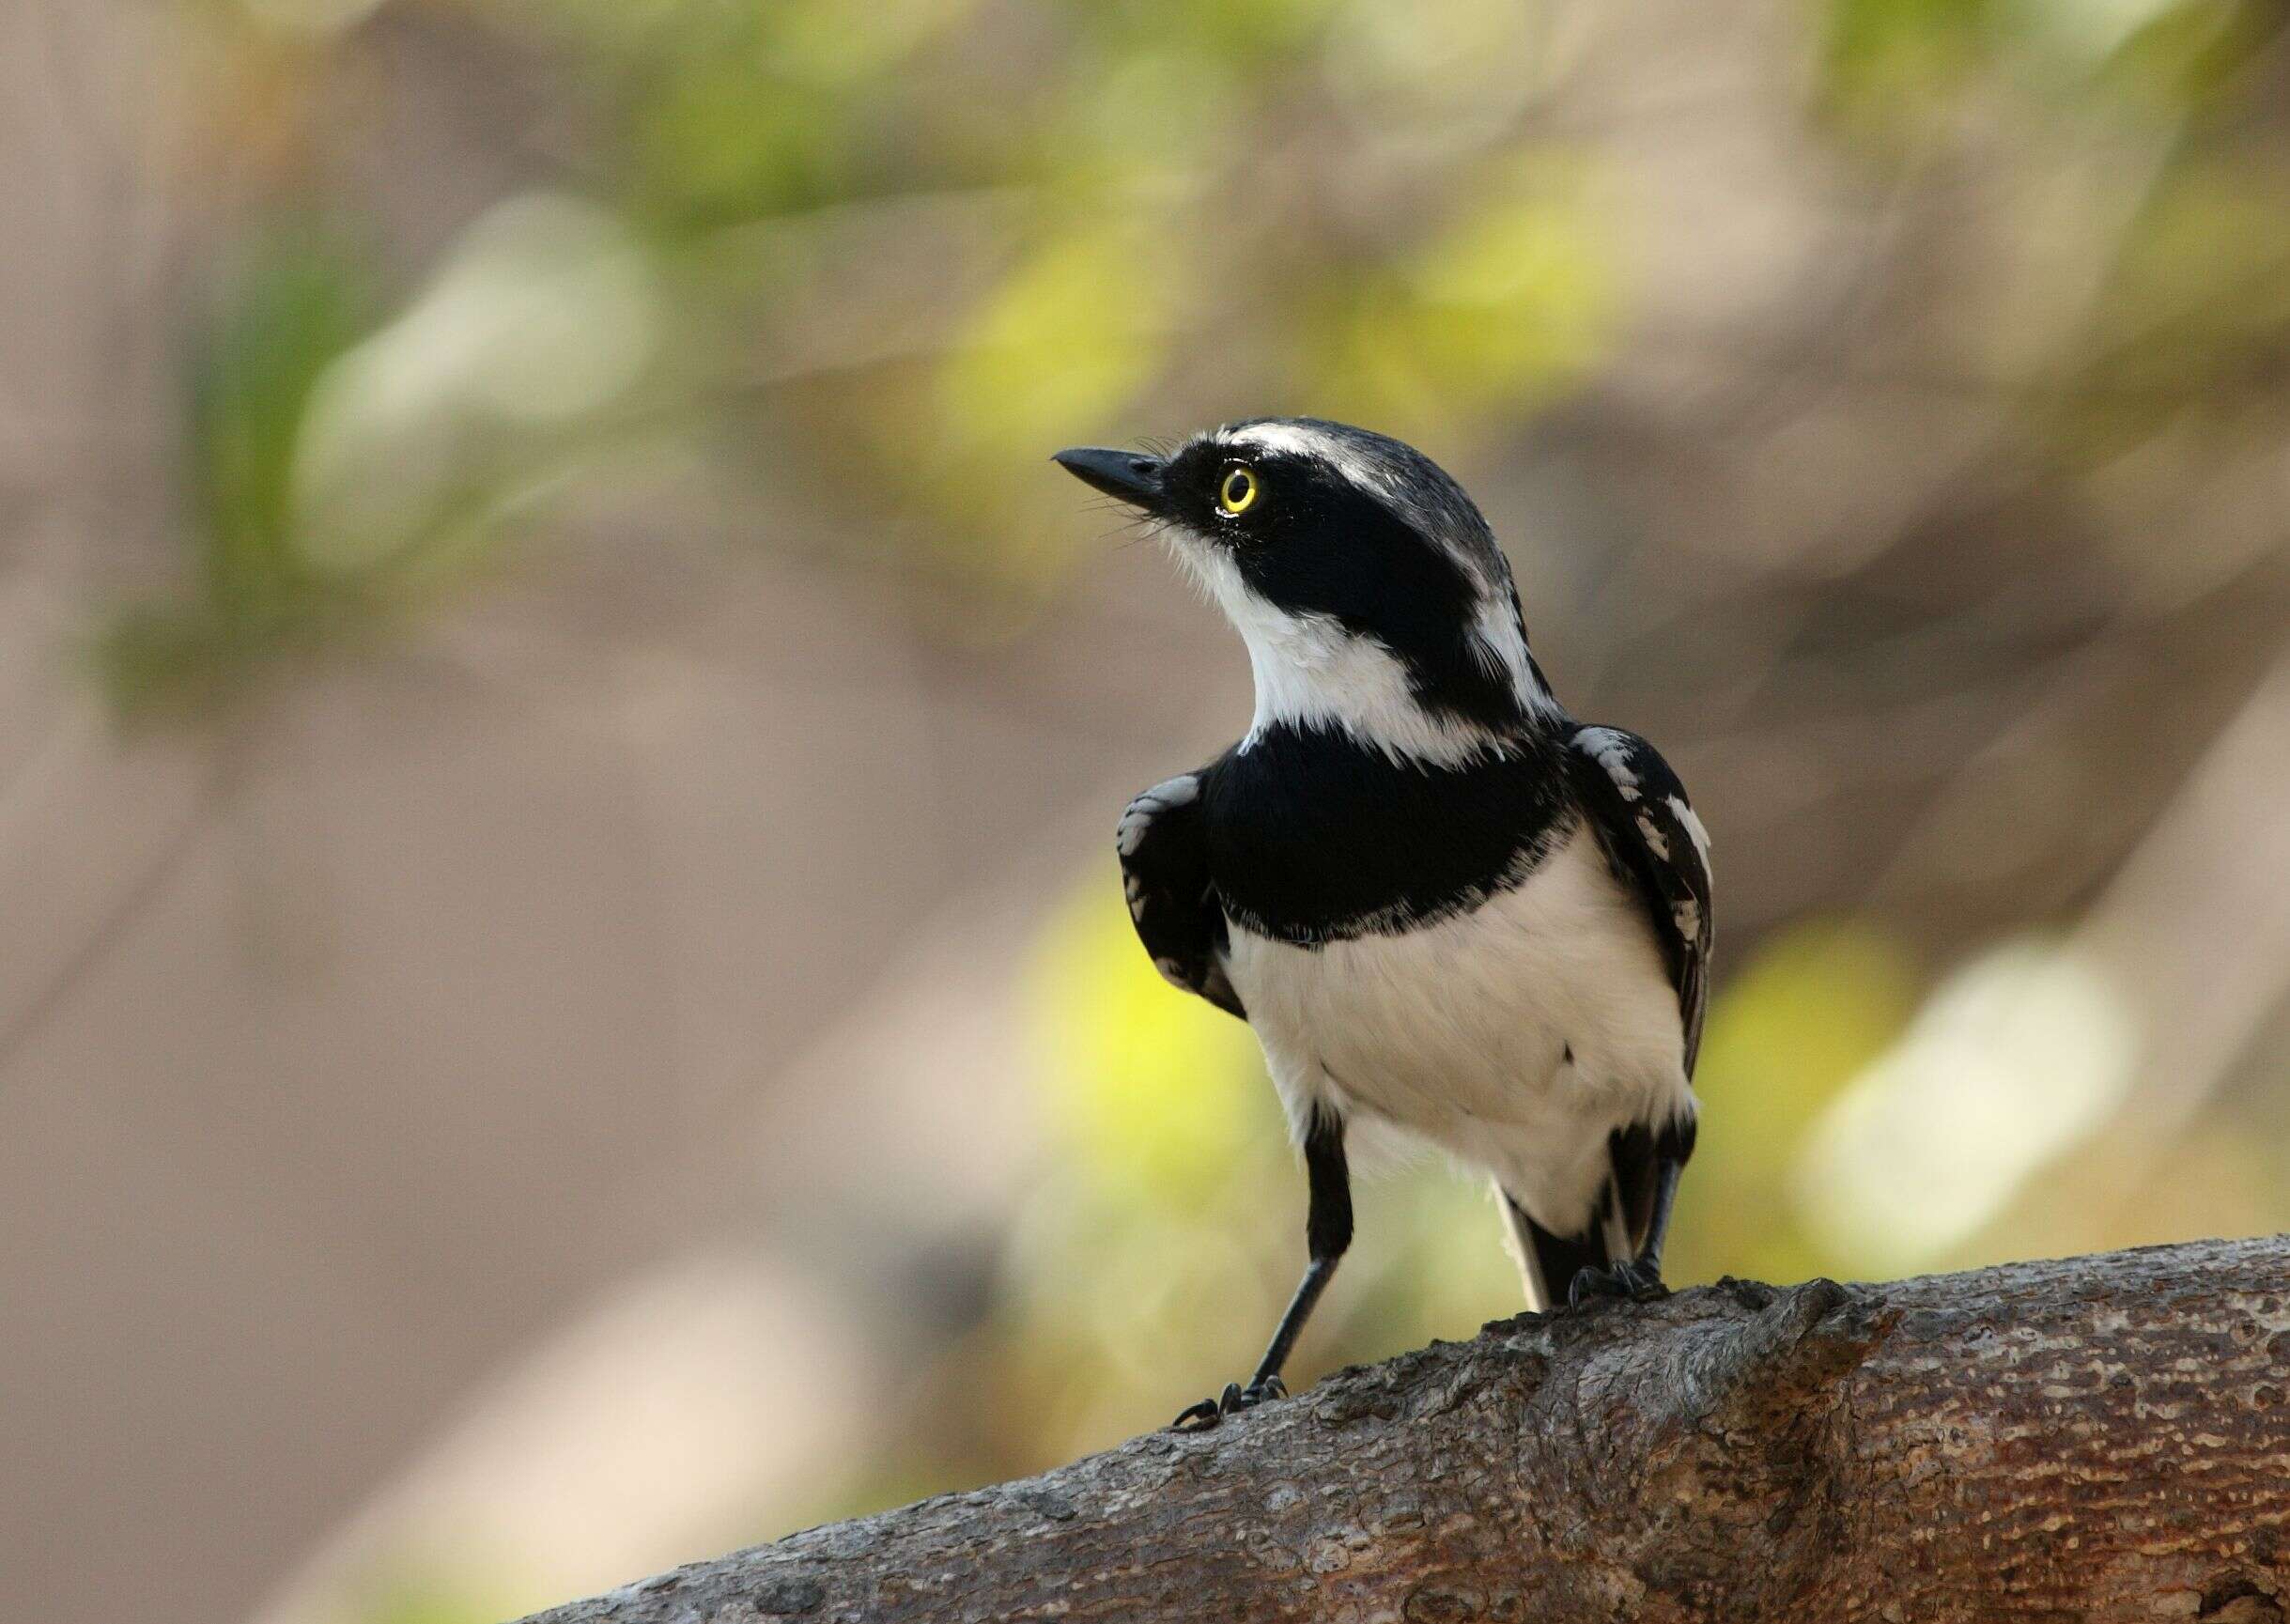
[1056,417,1555,762]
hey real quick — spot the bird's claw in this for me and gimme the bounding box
[1168,1374,1288,1431]
[1568,1258,1668,1308]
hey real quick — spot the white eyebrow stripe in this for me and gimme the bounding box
[1225,421,1331,459]
[1219,422,1400,503]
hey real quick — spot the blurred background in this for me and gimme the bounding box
[7,0,2290,1618]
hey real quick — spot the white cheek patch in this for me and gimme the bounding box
[1173,540,1511,766]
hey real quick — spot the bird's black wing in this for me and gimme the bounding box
[1544,722,1711,1274]
[1564,724,1712,1072]
[1118,772,1245,1020]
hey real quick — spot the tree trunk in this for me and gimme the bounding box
[516,1235,2290,1623]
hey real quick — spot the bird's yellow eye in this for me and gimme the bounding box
[1217,466,1259,516]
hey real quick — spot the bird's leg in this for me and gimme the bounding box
[1172,1107,1351,1431]
[1635,1152,1682,1278]
[1569,1152,1683,1307]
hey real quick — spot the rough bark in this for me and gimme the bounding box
[517,1236,2290,1624]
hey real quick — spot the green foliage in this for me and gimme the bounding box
[2099,0,2284,106]
[1026,880,1274,1211]
[927,220,1184,504]
[185,223,372,625]
[97,223,374,717]
[158,0,1637,679]
[1818,0,2284,138]
[146,0,2290,690]
[101,191,665,717]
[1303,156,1617,443]
[1819,0,1998,130]
[1666,920,1920,1284]
[2052,159,2290,456]
[533,0,1617,594]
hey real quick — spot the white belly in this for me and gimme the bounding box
[1223,825,1692,1234]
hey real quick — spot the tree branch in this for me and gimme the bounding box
[516,1236,2290,1624]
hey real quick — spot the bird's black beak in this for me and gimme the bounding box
[1053,446,1165,512]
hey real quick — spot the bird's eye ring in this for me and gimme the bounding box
[1217,466,1259,516]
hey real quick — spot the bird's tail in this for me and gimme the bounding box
[1498,1181,1631,1313]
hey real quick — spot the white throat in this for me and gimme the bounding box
[1173,537,1548,766]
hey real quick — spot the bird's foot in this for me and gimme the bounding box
[1168,1374,1288,1432]
[1569,1257,1668,1308]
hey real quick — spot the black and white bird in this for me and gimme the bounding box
[1055,418,1711,1430]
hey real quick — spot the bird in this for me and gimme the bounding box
[1053,418,1711,1431]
